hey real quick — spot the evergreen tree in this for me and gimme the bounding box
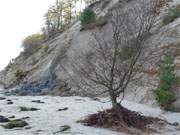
[80,8,96,26]
[154,51,176,109]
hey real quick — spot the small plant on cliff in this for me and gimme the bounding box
[80,8,108,30]
[163,5,180,25]
[154,52,176,110]
[80,8,96,27]
[22,33,44,57]
[15,70,28,83]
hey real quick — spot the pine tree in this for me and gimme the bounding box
[154,51,176,109]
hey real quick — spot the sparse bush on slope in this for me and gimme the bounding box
[15,69,28,83]
[80,8,96,26]
[80,8,108,30]
[80,8,97,30]
[22,33,44,57]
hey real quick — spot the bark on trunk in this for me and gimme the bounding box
[109,91,119,108]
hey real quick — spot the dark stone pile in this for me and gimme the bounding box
[0,116,10,123]
[5,75,56,96]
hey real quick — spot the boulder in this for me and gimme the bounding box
[2,119,28,129]
[31,100,45,104]
[0,116,10,123]
[57,107,68,112]
[20,106,40,111]
[0,97,6,100]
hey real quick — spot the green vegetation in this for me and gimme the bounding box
[80,8,108,30]
[43,45,50,55]
[119,43,141,60]
[154,52,176,110]
[154,89,175,108]
[22,33,44,57]
[43,45,49,53]
[42,0,81,39]
[80,8,96,27]
[31,54,38,65]
[163,5,180,25]
[2,119,28,129]
[15,70,28,83]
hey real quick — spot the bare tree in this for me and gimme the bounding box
[71,0,166,108]
[80,0,83,12]
[42,0,81,38]
[43,0,64,38]
[63,0,73,24]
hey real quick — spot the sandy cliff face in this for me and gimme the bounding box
[0,0,179,107]
[0,0,116,95]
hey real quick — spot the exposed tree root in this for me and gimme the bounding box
[79,105,169,134]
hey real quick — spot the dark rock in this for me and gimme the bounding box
[31,100,45,104]
[0,116,10,123]
[3,91,11,96]
[6,75,57,96]
[6,99,13,104]
[25,126,32,130]
[57,107,68,112]
[0,97,6,100]
[7,101,13,105]
[53,125,71,134]
[34,130,44,133]
[172,122,179,126]
[2,119,28,129]
[91,97,100,101]
[20,106,40,111]
[8,116,15,119]
[75,99,86,101]
[59,125,71,132]
[22,117,30,120]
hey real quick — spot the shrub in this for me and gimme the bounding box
[43,45,49,55]
[80,14,108,31]
[163,5,180,25]
[154,53,176,110]
[15,69,28,83]
[22,33,44,57]
[80,8,96,27]
[154,89,175,108]
[118,42,141,60]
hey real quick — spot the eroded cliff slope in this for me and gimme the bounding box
[0,0,179,108]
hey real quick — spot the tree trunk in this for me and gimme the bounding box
[80,0,83,12]
[109,91,119,108]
